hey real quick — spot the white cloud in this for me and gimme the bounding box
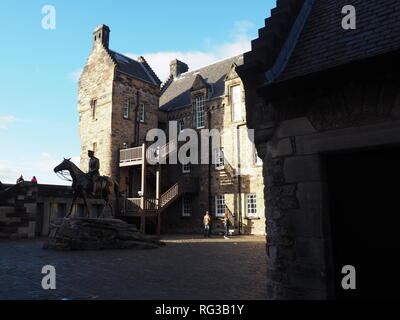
[126,20,255,81]
[0,154,80,186]
[68,68,83,82]
[0,115,19,130]
[41,152,52,159]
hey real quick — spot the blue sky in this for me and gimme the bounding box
[0,0,275,184]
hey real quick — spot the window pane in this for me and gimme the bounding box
[124,100,130,119]
[138,103,145,122]
[183,163,191,173]
[179,120,185,132]
[247,194,258,217]
[182,197,192,217]
[215,148,224,169]
[195,95,205,128]
[215,195,225,217]
[231,86,242,121]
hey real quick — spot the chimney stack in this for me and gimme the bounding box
[170,59,189,78]
[93,24,110,49]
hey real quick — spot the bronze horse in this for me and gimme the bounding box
[54,158,120,218]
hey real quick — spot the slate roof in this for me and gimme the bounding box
[109,50,161,86]
[276,0,400,82]
[160,55,243,111]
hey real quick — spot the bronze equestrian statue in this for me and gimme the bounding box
[88,150,100,195]
[53,154,119,218]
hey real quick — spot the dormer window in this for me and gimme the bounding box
[194,95,205,129]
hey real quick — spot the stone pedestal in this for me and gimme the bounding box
[43,218,165,251]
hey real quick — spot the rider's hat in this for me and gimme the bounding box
[88,150,95,156]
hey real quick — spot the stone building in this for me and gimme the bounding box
[238,0,400,299]
[78,25,265,235]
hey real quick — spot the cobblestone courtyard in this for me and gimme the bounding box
[0,235,267,300]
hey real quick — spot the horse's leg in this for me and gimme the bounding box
[82,191,92,218]
[66,191,78,218]
[101,192,110,219]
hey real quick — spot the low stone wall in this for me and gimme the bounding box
[0,182,37,239]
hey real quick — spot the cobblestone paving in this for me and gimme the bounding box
[0,235,267,300]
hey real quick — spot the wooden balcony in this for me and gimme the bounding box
[119,139,179,168]
[120,146,143,167]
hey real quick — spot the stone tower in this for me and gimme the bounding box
[78,24,161,182]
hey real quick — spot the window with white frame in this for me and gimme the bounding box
[182,196,192,217]
[138,103,145,123]
[195,95,205,129]
[123,100,130,119]
[247,194,258,218]
[231,85,242,122]
[182,163,191,173]
[215,148,224,170]
[215,195,225,217]
[178,120,185,132]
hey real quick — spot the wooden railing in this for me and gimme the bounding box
[124,177,198,215]
[160,183,179,208]
[120,146,143,164]
[143,198,158,211]
[125,198,141,212]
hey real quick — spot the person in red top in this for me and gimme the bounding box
[31,176,38,184]
[203,211,212,238]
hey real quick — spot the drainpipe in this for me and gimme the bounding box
[134,91,141,146]
[207,110,212,215]
[237,122,247,235]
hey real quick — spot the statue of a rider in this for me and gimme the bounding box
[87,150,100,196]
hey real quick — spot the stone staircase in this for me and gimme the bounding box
[0,182,37,239]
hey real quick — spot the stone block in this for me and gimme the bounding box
[287,262,327,294]
[276,117,316,139]
[269,138,293,158]
[296,120,400,155]
[295,237,326,265]
[27,221,36,238]
[284,155,321,183]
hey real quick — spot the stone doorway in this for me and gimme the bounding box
[325,146,400,299]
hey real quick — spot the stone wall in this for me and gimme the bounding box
[112,71,160,188]
[246,66,400,298]
[0,182,37,239]
[78,36,116,177]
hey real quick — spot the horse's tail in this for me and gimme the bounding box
[113,179,120,218]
